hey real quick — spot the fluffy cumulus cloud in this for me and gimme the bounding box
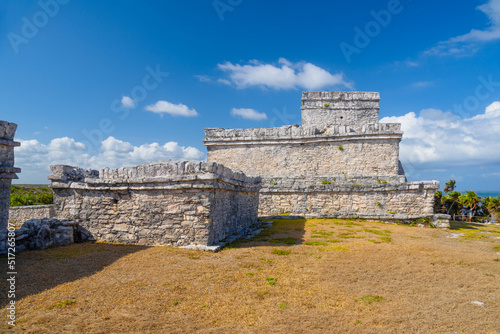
[425,0,500,56]
[145,100,198,117]
[380,102,500,171]
[14,136,204,183]
[121,96,136,109]
[217,58,352,90]
[230,108,268,121]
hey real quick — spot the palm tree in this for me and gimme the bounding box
[443,179,456,193]
[458,191,480,221]
[443,190,461,215]
[484,197,500,220]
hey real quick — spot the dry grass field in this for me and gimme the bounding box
[1,218,500,333]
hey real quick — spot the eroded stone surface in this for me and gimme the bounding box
[0,120,21,230]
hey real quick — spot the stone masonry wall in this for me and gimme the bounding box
[9,205,55,226]
[50,161,261,247]
[259,180,437,217]
[301,91,380,129]
[205,123,403,179]
[0,121,21,230]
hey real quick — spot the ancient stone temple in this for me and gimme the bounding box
[0,121,20,230]
[204,92,441,223]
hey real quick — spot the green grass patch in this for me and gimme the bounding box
[272,249,291,256]
[377,236,392,243]
[304,241,329,246]
[317,245,349,252]
[356,295,385,305]
[278,303,288,309]
[48,300,76,309]
[338,233,355,239]
[363,228,391,236]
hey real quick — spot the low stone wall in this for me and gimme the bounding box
[9,205,55,226]
[258,179,439,218]
[49,161,261,247]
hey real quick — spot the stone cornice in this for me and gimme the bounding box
[204,131,402,146]
[0,138,20,147]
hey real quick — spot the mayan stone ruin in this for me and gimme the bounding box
[0,121,20,230]
[204,91,445,225]
[1,91,448,252]
[49,161,261,247]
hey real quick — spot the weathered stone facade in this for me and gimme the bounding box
[0,121,21,230]
[49,161,261,246]
[204,91,443,223]
[9,205,55,226]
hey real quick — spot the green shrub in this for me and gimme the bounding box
[10,185,53,206]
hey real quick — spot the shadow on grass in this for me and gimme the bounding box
[449,221,486,231]
[0,242,148,308]
[224,218,307,250]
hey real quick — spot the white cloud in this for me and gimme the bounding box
[411,81,434,88]
[194,75,212,82]
[425,0,500,56]
[145,100,198,117]
[230,108,268,121]
[217,58,352,90]
[380,102,500,170]
[121,96,136,109]
[14,136,204,184]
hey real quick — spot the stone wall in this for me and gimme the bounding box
[258,180,437,217]
[50,161,261,247]
[204,124,403,179]
[301,91,380,129]
[9,205,55,226]
[0,121,21,230]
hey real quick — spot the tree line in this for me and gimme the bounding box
[434,180,500,220]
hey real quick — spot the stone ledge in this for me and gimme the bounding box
[301,91,380,101]
[203,123,402,144]
[49,161,261,188]
[260,180,439,193]
[0,138,21,147]
[9,204,55,210]
[260,213,450,228]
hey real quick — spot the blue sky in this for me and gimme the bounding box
[1,0,500,192]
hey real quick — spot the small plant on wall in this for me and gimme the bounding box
[338,145,344,151]
[376,202,381,206]
[324,103,330,107]
[321,180,331,185]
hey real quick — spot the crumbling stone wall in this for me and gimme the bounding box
[50,161,261,247]
[0,121,21,230]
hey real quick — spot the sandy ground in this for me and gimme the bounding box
[1,218,499,333]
